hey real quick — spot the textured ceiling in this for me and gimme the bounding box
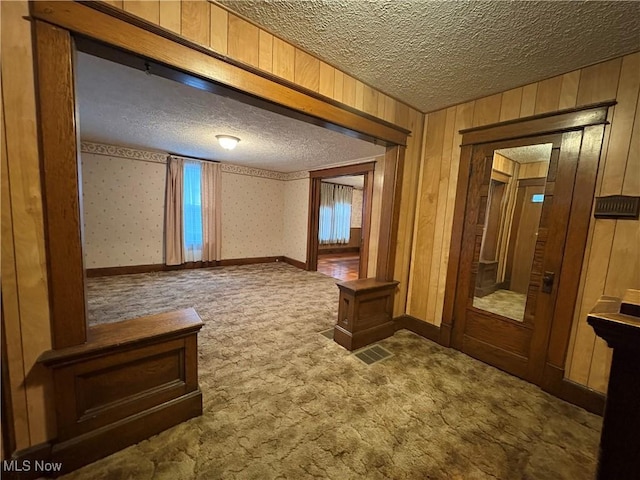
[219,0,640,113]
[497,144,552,164]
[76,53,385,172]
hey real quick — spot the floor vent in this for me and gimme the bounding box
[354,344,393,365]
[319,328,334,339]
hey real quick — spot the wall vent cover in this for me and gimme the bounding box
[594,195,640,219]
[353,344,393,365]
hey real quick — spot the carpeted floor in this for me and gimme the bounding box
[68,263,601,479]
[473,289,527,322]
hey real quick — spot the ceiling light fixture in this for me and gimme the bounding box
[216,135,240,150]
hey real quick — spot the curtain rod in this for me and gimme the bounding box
[169,153,220,164]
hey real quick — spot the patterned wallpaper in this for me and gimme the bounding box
[81,152,166,268]
[221,172,285,259]
[351,189,363,228]
[283,178,310,262]
[80,142,313,267]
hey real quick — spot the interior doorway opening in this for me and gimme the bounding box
[316,175,366,281]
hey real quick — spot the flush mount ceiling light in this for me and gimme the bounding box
[216,135,240,150]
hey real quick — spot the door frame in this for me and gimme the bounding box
[441,101,614,405]
[307,162,376,278]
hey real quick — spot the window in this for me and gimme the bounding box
[183,161,203,261]
[165,156,221,265]
[319,182,353,244]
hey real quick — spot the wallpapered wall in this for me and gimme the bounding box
[221,172,284,259]
[351,189,363,228]
[283,178,310,262]
[81,143,312,267]
[82,152,166,267]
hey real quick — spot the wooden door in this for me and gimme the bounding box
[509,181,545,293]
[451,130,600,382]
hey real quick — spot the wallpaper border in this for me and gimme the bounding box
[81,141,309,180]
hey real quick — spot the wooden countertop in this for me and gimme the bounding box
[39,308,203,366]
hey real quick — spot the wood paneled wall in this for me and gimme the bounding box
[1,0,423,450]
[1,0,55,449]
[107,0,415,130]
[406,52,640,393]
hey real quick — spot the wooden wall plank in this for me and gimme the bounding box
[209,3,228,54]
[354,80,365,111]
[384,95,396,124]
[342,74,356,107]
[567,222,614,384]
[227,13,258,68]
[377,93,387,119]
[333,69,344,102]
[393,109,425,316]
[425,106,457,323]
[159,1,181,34]
[1,0,54,444]
[258,30,273,73]
[623,89,640,196]
[294,48,320,92]
[558,70,580,109]
[395,102,411,130]
[0,71,31,451]
[576,57,622,106]
[500,87,522,121]
[124,0,159,24]
[520,83,538,117]
[318,61,334,98]
[180,0,209,46]
[272,36,294,82]
[103,0,123,7]
[433,101,475,325]
[472,93,501,127]
[407,109,447,321]
[534,75,563,114]
[599,53,640,196]
[362,84,378,116]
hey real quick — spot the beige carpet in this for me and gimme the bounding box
[65,263,601,479]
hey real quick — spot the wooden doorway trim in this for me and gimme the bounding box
[440,101,613,410]
[31,1,409,147]
[30,1,408,350]
[308,162,376,279]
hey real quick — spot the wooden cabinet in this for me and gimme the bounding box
[38,309,203,475]
[588,290,640,480]
[333,278,398,350]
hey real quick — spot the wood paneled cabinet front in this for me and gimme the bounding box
[333,279,399,350]
[38,308,204,475]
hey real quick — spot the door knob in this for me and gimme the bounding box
[542,271,555,294]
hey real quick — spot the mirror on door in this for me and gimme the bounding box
[472,144,552,322]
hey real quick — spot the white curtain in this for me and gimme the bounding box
[319,182,353,244]
[201,161,222,262]
[183,160,203,262]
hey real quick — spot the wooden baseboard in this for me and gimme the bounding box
[217,256,282,267]
[86,256,283,277]
[2,442,53,480]
[51,390,202,476]
[282,256,307,270]
[542,363,605,415]
[394,314,441,343]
